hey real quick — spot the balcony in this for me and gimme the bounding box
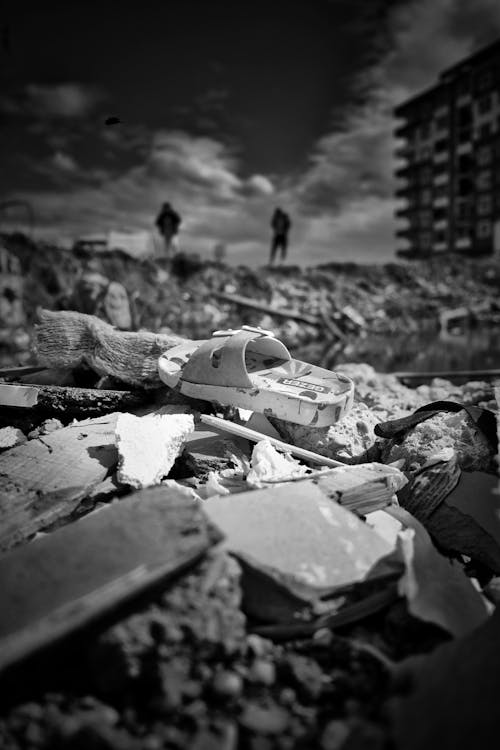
[456,236,472,250]
[395,204,412,218]
[433,219,448,231]
[434,172,449,185]
[395,226,415,238]
[434,195,450,208]
[433,242,448,253]
[433,150,449,164]
[394,145,415,160]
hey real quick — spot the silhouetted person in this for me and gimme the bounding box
[155,202,181,258]
[270,208,291,266]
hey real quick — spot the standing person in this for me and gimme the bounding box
[155,201,182,258]
[269,208,291,266]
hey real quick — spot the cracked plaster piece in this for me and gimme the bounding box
[116,409,194,489]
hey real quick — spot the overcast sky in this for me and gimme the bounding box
[1,0,500,265]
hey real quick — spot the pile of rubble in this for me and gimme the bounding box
[0,309,499,749]
[1,233,500,370]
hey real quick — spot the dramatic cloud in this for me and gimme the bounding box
[246,174,275,196]
[5,1,500,265]
[52,151,78,173]
[289,0,500,263]
[24,83,104,118]
[7,129,276,259]
[148,132,242,198]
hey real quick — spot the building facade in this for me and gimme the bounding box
[394,39,500,258]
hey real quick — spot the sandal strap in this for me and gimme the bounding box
[181,330,290,388]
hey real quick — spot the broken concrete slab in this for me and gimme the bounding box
[0,485,222,674]
[204,481,395,592]
[115,409,194,489]
[0,414,119,553]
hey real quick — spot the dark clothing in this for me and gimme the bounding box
[155,204,181,239]
[270,209,291,265]
[270,233,288,264]
[271,210,290,235]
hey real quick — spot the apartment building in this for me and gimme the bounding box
[394,38,500,258]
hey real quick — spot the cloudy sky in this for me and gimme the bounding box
[1,0,500,265]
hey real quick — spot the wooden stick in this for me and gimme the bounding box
[199,413,345,468]
[391,368,500,381]
[0,365,47,379]
[215,291,320,326]
[31,384,148,418]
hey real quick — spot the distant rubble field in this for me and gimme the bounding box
[1,232,500,367]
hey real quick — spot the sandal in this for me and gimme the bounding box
[158,326,354,427]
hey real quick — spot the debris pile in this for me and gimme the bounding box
[2,233,500,370]
[0,309,499,749]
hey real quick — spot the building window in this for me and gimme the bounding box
[456,225,470,239]
[478,94,492,114]
[457,75,471,95]
[419,209,432,226]
[477,145,492,165]
[476,170,492,190]
[435,115,448,131]
[479,123,491,140]
[420,188,432,205]
[456,201,473,220]
[420,166,433,184]
[457,106,472,128]
[420,232,432,250]
[434,138,449,152]
[477,220,492,238]
[457,177,474,196]
[419,123,431,140]
[476,68,492,92]
[457,153,473,172]
[458,128,472,143]
[420,147,432,160]
[434,185,449,198]
[477,194,492,216]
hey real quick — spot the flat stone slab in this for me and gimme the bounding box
[204,481,394,591]
[0,485,221,674]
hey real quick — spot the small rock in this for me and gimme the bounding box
[320,720,350,750]
[239,702,289,735]
[0,426,26,450]
[246,634,272,658]
[28,418,64,439]
[279,688,296,707]
[312,628,333,647]
[10,702,44,722]
[279,654,325,702]
[212,670,243,699]
[39,418,64,435]
[247,659,276,686]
